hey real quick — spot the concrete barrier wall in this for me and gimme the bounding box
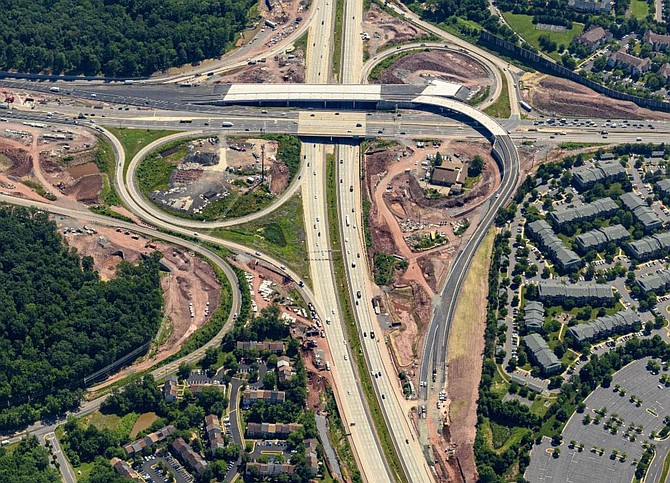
[480,31,670,113]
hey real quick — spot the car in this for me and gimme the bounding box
[344,354,348,361]
[381,394,386,399]
[357,291,362,298]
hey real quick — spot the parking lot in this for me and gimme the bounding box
[526,358,670,483]
[139,454,193,483]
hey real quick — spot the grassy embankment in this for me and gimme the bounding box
[212,194,311,284]
[483,74,511,118]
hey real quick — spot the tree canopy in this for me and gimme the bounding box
[0,0,255,77]
[0,436,60,483]
[0,206,163,429]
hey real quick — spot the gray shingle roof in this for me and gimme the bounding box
[656,178,670,198]
[575,224,630,252]
[524,333,562,374]
[567,309,640,343]
[536,281,614,304]
[549,197,618,226]
[620,192,662,231]
[527,219,581,270]
[572,161,626,190]
[524,301,545,331]
[637,269,670,294]
[626,231,670,260]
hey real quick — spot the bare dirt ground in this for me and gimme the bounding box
[65,222,221,391]
[214,51,305,84]
[522,72,670,120]
[364,139,499,373]
[431,229,495,482]
[373,50,493,92]
[362,3,429,57]
[0,119,103,204]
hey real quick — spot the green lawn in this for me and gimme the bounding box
[212,194,310,283]
[106,127,177,165]
[483,73,511,118]
[628,0,650,18]
[659,448,670,483]
[502,13,584,61]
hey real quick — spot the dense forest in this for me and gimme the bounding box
[0,437,60,482]
[0,206,163,429]
[0,0,256,77]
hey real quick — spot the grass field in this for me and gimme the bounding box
[483,74,511,119]
[448,228,495,360]
[629,0,650,18]
[502,13,584,61]
[659,448,670,483]
[212,194,310,283]
[332,0,345,77]
[106,127,176,165]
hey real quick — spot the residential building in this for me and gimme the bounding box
[524,333,562,375]
[246,462,296,476]
[572,161,626,190]
[576,25,613,52]
[637,269,670,294]
[608,50,652,75]
[276,355,294,383]
[305,439,319,475]
[644,30,670,51]
[620,192,661,232]
[660,63,670,79]
[110,458,141,480]
[626,232,670,260]
[205,415,225,456]
[526,219,581,271]
[171,437,208,476]
[245,422,303,439]
[123,425,176,456]
[567,310,640,344]
[163,375,178,403]
[523,301,545,332]
[568,0,612,12]
[509,372,546,394]
[549,197,618,227]
[575,224,630,253]
[236,341,285,353]
[656,178,670,198]
[535,281,615,306]
[242,389,286,408]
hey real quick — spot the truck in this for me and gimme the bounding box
[345,215,350,227]
[519,100,532,112]
[49,87,60,93]
[123,79,134,85]
[325,361,331,371]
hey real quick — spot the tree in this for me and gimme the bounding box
[469,155,484,177]
[263,370,277,390]
[434,151,444,166]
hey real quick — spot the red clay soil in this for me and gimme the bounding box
[374,50,491,90]
[269,161,289,194]
[63,174,103,203]
[1,146,32,177]
[526,74,670,120]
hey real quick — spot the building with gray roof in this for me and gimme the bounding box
[625,231,670,260]
[567,310,640,344]
[526,220,581,271]
[620,192,662,232]
[656,178,670,198]
[636,269,670,294]
[549,197,618,227]
[524,333,562,375]
[572,161,626,191]
[510,372,546,394]
[523,301,545,332]
[536,281,615,306]
[575,224,630,253]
